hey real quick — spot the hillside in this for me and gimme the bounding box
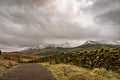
[0,59,18,76]
[30,47,120,73]
[23,47,74,56]
[0,51,40,63]
[0,50,42,76]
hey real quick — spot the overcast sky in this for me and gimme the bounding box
[0,0,120,51]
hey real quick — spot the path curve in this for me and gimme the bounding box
[0,63,56,80]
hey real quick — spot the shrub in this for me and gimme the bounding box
[31,47,120,73]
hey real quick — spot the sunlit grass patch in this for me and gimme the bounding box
[41,62,120,80]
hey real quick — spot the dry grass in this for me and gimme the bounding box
[41,63,120,80]
[0,60,18,76]
[1,52,40,63]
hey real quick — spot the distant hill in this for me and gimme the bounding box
[22,46,74,56]
[22,40,120,56]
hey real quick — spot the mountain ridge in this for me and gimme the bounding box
[22,40,120,56]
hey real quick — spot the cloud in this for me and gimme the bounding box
[91,0,120,40]
[0,0,120,51]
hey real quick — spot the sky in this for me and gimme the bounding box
[0,0,120,51]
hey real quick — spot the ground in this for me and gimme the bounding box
[0,63,56,80]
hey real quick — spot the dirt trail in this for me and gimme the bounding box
[0,63,56,80]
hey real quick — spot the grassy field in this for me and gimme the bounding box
[41,63,120,80]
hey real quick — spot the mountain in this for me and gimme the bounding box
[84,40,98,45]
[23,47,73,56]
[78,40,120,49]
[84,40,120,45]
[22,40,120,56]
[31,42,71,49]
[22,43,73,56]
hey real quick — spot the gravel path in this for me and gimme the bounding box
[0,63,56,80]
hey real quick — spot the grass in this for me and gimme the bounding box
[41,62,120,80]
[0,60,18,76]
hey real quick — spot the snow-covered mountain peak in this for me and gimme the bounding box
[83,40,120,45]
[84,40,98,45]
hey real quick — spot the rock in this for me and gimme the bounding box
[6,65,11,68]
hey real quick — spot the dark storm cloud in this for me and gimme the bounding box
[0,0,120,51]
